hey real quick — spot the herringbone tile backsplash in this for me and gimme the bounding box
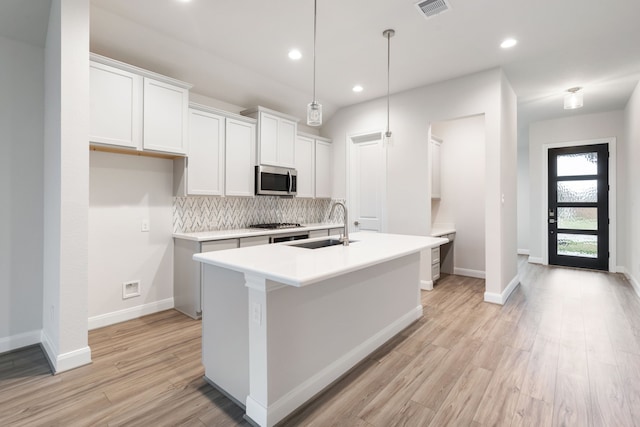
[173,196,344,233]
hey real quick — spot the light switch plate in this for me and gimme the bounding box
[141,219,150,232]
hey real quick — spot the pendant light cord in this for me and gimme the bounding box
[312,0,317,104]
[386,31,390,135]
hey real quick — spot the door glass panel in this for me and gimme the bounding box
[557,233,597,258]
[557,152,598,176]
[557,207,598,230]
[557,180,597,203]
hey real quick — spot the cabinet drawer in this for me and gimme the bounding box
[309,229,329,239]
[431,247,440,264]
[431,263,440,281]
[201,239,239,252]
[239,236,270,247]
[329,227,344,236]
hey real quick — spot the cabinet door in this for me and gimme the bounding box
[187,109,224,195]
[295,135,315,198]
[315,140,333,198]
[278,118,296,168]
[431,140,441,199]
[143,77,189,155]
[89,61,142,149]
[226,118,256,197]
[259,112,279,166]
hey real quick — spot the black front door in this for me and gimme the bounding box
[548,144,609,271]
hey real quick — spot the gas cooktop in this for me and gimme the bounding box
[249,223,303,230]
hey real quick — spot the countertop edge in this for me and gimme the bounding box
[173,223,345,242]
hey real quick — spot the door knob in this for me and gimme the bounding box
[354,221,360,226]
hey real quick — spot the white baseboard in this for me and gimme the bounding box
[616,266,627,275]
[245,305,424,427]
[484,275,520,305]
[623,270,640,299]
[420,279,434,291]
[528,256,543,264]
[453,267,486,279]
[0,329,41,355]
[40,330,92,374]
[88,297,175,330]
[517,249,530,256]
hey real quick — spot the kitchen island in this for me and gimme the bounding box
[193,232,447,427]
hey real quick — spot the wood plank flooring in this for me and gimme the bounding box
[2,257,640,426]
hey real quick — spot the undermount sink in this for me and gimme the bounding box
[290,238,356,249]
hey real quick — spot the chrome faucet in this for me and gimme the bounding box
[329,202,349,246]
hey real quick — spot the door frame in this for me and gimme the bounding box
[346,130,387,233]
[541,137,616,272]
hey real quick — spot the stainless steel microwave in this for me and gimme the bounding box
[255,165,297,196]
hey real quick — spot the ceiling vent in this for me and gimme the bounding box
[415,0,451,19]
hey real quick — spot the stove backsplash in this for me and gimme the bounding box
[173,196,345,233]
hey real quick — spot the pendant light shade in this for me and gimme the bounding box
[564,87,584,110]
[383,29,395,145]
[307,0,322,126]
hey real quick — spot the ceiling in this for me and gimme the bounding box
[3,0,640,132]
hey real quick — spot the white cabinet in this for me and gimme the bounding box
[225,118,256,197]
[295,134,315,198]
[241,106,298,168]
[315,138,333,199]
[89,53,191,156]
[89,61,142,149]
[431,137,442,199]
[296,132,332,199]
[185,108,224,195]
[143,78,189,155]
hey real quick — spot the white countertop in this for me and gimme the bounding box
[193,232,448,287]
[430,227,456,238]
[173,223,343,242]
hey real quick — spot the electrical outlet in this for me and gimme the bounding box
[141,219,150,232]
[251,303,262,325]
[123,280,141,299]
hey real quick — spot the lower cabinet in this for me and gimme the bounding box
[174,238,239,319]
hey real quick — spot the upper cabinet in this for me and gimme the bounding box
[241,106,298,168]
[174,103,256,198]
[89,53,192,156]
[431,137,442,199]
[296,132,333,199]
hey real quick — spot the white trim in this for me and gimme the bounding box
[346,130,387,233]
[454,268,486,279]
[0,329,41,354]
[623,270,640,299]
[528,256,543,264]
[420,279,434,291]
[541,138,617,272]
[245,305,423,427]
[617,266,627,275]
[88,298,174,330]
[40,330,91,373]
[517,249,530,256]
[484,275,520,305]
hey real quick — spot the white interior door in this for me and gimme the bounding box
[348,131,386,232]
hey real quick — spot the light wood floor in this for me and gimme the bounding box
[2,258,640,426]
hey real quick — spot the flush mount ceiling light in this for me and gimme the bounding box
[352,85,363,93]
[564,87,584,109]
[288,49,302,60]
[383,29,395,145]
[500,38,517,49]
[307,0,322,126]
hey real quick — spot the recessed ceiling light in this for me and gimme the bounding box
[352,85,363,93]
[288,49,302,60]
[500,38,517,49]
[176,0,192,3]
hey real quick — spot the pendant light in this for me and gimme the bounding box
[564,86,584,110]
[383,29,395,145]
[307,0,322,126]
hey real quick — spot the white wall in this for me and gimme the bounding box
[517,131,530,253]
[528,110,625,267]
[431,115,486,275]
[42,0,91,372]
[623,82,640,292]
[323,68,518,299]
[0,36,45,352]
[89,151,174,328]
